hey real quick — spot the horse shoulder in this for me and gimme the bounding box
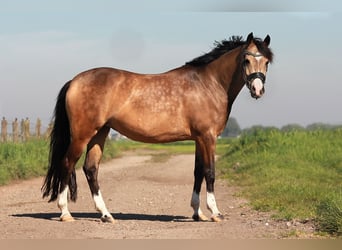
[178,71,228,137]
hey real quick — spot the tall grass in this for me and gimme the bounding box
[0,139,121,185]
[217,128,342,235]
[0,140,49,185]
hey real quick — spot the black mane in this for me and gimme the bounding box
[186,35,273,67]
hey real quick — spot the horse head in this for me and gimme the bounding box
[243,32,273,99]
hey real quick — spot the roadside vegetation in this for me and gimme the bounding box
[217,127,342,237]
[0,139,49,185]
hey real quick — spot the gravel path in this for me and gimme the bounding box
[0,151,316,239]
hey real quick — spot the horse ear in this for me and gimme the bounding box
[264,35,271,46]
[246,32,254,44]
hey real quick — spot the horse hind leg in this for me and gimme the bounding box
[83,126,114,223]
[58,186,74,222]
[57,139,87,222]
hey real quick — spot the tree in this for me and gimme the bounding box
[281,124,305,132]
[221,117,241,137]
[306,123,334,131]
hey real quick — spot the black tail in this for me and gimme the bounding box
[41,80,77,202]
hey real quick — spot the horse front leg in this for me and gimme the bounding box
[193,135,223,222]
[204,164,224,222]
[191,142,209,221]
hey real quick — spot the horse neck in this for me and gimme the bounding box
[204,46,245,106]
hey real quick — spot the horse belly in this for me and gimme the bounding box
[110,111,192,143]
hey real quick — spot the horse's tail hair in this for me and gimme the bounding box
[41,80,77,202]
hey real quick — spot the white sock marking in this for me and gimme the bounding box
[93,190,111,218]
[57,186,71,218]
[206,192,221,216]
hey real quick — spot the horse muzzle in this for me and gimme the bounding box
[246,72,266,99]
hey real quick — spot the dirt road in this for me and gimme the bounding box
[0,151,316,239]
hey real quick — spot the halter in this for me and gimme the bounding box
[243,51,266,91]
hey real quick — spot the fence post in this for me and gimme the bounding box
[35,118,41,138]
[1,117,8,142]
[12,118,19,142]
[24,117,30,141]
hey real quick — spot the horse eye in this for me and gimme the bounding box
[244,59,250,65]
[265,61,269,70]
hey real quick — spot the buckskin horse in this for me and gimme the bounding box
[42,32,273,223]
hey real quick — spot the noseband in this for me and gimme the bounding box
[243,51,266,90]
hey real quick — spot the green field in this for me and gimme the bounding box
[0,140,49,184]
[0,128,341,236]
[217,128,342,236]
[0,139,115,185]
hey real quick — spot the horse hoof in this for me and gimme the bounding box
[211,214,224,222]
[60,215,75,222]
[192,213,209,222]
[101,215,115,223]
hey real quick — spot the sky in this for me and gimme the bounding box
[0,0,341,129]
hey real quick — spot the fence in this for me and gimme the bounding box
[1,117,121,143]
[1,117,52,143]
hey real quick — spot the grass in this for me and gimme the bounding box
[112,139,196,154]
[0,139,49,185]
[316,197,342,236]
[217,128,342,236]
